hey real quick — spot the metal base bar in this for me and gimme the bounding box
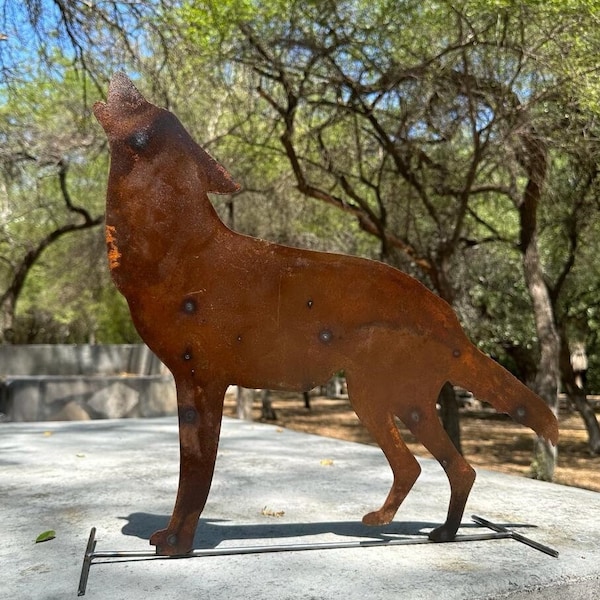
[471,515,559,558]
[77,516,558,596]
[77,527,98,596]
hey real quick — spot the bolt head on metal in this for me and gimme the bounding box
[319,329,333,343]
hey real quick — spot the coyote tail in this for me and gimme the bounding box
[452,345,558,445]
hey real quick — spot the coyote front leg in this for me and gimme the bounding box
[150,380,225,556]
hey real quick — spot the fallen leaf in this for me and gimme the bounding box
[42,431,53,437]
[261,506,285,518]
[320,458,334,466]
[35,530,56,544]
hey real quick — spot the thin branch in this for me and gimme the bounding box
[57,158,95,224]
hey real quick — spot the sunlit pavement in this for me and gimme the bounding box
[1,417,598,599]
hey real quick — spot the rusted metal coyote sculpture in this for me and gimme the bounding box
[94,73,558,556]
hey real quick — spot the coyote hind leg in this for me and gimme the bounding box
[349,387,421,526]
[400,401,475,542]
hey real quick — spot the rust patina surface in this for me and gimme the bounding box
[93,73,558,557]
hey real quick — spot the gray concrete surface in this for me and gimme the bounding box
[1,417,598,599]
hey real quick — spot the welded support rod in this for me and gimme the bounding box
[76,529,510,596]
[77,527,98,596]
[471,515,559,558]
[77,517,557,596]
[90,531,511,560]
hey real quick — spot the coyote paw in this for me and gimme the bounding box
[362,509,394,526]
[150,528,193,556]
[428,524,457,543]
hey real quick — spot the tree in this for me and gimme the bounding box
[178,0,523,452]
[0,69,107,341]
[3,1,600,472]
[544,130,600,454]
[0,1,173,343]
[177,0,600,475]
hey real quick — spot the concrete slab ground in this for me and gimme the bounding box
[1,417,598,599]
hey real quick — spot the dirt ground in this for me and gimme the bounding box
[223,392,600,493]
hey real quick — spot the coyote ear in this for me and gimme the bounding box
[200,148,241,195]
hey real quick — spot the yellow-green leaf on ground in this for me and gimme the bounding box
[35,530,56,543]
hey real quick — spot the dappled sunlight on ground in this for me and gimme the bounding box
[223,393,600,493]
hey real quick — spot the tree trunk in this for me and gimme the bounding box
[528,284,559,480]
[517,130,559,481]
[558,330,600,454]
[522,241,559,480]
[438,382,462,454]
[261,389,277,420]
[431,258,463,455]
[0,295,16,343]
[236,386,255,421]
[569,391,600,456]
[303,391,311,410]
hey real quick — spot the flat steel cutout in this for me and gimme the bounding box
[93,73,559,557]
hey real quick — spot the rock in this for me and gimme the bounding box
[88,381,139,419]
[138,377,177,417]
[50,401,91,421]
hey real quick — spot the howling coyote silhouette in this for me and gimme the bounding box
[94,73,558,556]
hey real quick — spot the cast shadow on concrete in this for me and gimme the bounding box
[119,512,493,550]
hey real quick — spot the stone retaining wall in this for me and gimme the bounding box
[0,345,176,422]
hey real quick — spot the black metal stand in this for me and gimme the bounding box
[77,515,558,596]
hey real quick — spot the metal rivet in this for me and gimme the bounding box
[411,410,420,423]
[516,406,526,419]
[319,329,333,343]
[182,298,197,314]
[167,534,178,546]
[183,350,192,361]
[452,349,461,358]
[307,299,314,309]
[127,129,149,152]
[184,408,197,423]
[236,335,242,342]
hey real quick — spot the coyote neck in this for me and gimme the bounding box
[105,192,227,294]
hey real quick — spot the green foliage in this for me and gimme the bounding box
[0,65,132,343]
[2,0,600,407]
[13,230,139,344]
[176,0,600,395]
[463,243,538,374]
